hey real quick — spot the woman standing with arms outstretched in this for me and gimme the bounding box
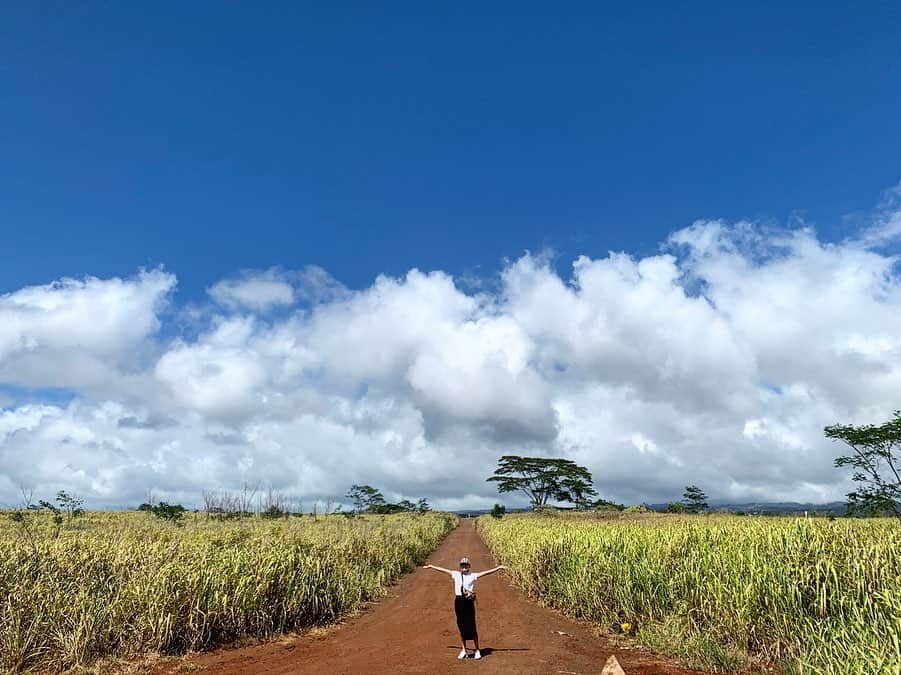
[424,557,508,660]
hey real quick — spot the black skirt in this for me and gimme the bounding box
[454,595,478,639]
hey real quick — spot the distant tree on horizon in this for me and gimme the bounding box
[396,499,416,512]
[149,501,186,524]
[487,455,597,508]
[345,484,386,513]
[826,411,901,519]
[40,491,84,523]
[681,485,708,513]
[344,485,432,515]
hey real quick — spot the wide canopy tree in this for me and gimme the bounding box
[826,411,901,518]
[487,455,597,508]
[345,484,386,513]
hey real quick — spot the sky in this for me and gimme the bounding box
[1,2,900,509]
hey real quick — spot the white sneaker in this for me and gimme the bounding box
[473,650,482,660]
[458,649,467,659]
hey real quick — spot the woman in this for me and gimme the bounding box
[423,557,508,660]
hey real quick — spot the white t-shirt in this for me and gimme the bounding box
[452,570,479,596]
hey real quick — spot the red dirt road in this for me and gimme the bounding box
[152,520,699,675]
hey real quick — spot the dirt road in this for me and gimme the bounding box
[153,520,698,674]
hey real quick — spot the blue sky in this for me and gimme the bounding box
[2,1,900,299]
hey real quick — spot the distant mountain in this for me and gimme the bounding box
[455,502,850,516]
[648,501,849,515]
[454,508,531,516]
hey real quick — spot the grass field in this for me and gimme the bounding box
[0,510,456,673]
[478,513,901,674]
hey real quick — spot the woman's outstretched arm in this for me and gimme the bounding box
[475,565,508,576]
[422,563,455,574]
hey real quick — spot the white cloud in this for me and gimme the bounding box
[2,196,901,509]
[856,182,901,247]
[208,268,295,311]
[0,270,174,392]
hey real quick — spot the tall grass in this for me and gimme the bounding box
[0,511,456,673]
[478,514,900,674]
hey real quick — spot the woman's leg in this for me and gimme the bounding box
[455,597,468,658]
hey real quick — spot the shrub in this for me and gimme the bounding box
[150,502,187,524]
[592,498,625,511]
[261,505,286,519]
[624,504,651,513]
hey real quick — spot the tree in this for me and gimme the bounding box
[150,502,187,524]
[416,498,430,513]
[396,499,416,512]
[826,412,901,518]
[57,491,85,521]
[345,484,386,513]
[681,485,708,513]
[40,491,84,522]
[237,482,259,516]
[487,455,597,508]
[491,503,506,519]
[372,502,408,514]
[667,501,687,513]
[559,475,599,509]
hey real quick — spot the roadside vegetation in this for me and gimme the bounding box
[479,513,900,674]
[0,509,456,673]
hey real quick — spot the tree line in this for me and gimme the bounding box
[344,484,429,514]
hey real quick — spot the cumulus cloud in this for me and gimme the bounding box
[0,270,174,393]
[2,195,901,509]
